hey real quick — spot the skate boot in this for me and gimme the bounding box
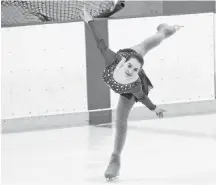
[104,154,120,181]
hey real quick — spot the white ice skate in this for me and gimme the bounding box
[104,154,120,181]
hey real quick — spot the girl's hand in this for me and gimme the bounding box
[80,6,94,23]
[153,107,166,118]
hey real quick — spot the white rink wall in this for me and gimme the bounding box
[2,22,87,119]
[1,13,216,122]
[108,13,215,108]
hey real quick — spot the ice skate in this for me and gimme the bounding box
[104,154,120,181]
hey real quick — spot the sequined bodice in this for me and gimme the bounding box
[102,54,140,94]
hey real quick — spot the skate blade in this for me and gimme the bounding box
[105,176,118,181]
[105,174,119,181]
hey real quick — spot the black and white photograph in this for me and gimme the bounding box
[1,0,216,184]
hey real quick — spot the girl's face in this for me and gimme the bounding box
[121,58,141,79]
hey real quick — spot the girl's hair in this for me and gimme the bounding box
[118,48,144,67]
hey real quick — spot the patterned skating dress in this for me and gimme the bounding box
[102,48,156,110]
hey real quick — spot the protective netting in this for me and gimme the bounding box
[1,0,125,27]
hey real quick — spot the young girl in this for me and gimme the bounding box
[81,10,181,180]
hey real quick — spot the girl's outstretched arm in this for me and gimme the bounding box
[81,9,116,67]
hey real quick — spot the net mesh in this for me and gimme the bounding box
[1,0,125,27]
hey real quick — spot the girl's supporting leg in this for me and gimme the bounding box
[105,95,135,179]
[112,95,136,155]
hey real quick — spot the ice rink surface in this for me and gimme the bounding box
[2,113,216,185]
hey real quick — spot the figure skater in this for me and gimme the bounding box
[80,9,181,180]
